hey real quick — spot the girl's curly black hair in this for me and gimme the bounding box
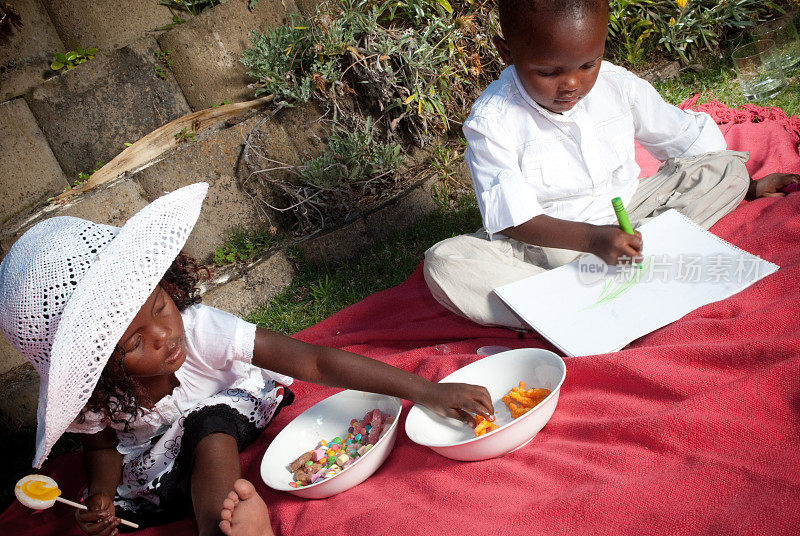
[77,253,210,430]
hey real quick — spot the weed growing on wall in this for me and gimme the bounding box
[242,117,404,234]
[50,47,98,72]
[159,0,225,16]
[240,0,502,144]
[213,227,282,266]
[235,0,499,241]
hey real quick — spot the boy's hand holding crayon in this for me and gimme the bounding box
[586,197,642,266]
[587,224,643,266]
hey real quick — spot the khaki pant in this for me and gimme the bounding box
[423,150,751,329]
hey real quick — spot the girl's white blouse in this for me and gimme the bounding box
[66,304,293,459]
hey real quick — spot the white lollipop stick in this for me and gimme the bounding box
[15,474,139,529]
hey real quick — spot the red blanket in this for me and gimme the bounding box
[3,101,800,535]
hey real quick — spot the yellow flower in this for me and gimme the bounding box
[669,16,676,25]
[676,0,687,7]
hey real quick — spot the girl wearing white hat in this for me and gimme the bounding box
[0,183,493,536]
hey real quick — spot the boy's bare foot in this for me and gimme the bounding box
[219,479,274,536]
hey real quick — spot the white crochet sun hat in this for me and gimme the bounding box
[0,182,208,468]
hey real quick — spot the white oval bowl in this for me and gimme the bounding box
[405,348,566,461]
[260,389,402,499]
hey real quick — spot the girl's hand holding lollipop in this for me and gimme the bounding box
[15,474,138,532]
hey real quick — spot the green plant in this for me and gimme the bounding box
[212,99,232,107]
[431,177,454,212]
[241,117,404,234]
[51,161,104,202]
[50,47,98,72]
[660,0,783,63]
[175,120,199,143]
[240,0,502,139]
[154,50,172,79]
[607,0,658,67]
[74,161,104,188]
[240,19,325,103]
[299,117,403,187]
[606,0,787,65]
[157,50,173,66]
[159,0,224,16]
[285,119,403,231]
[213,226,281,266]
[430,142,463,210]
[308,274,335,304]
[381,0,453,26]
[431,142,459,181]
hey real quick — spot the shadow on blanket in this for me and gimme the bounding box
[2,100,799,535]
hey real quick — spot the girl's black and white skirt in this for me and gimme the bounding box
[112,380,293,528]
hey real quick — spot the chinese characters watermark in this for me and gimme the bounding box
[577,254,767,286]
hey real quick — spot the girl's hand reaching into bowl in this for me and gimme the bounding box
[420,382,494,424]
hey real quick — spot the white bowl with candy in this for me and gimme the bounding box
[260,389,402,499]
[405,348,566,461]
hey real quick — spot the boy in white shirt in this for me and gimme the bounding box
[424,0,798,329]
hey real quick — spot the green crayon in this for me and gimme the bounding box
[611,197,634,235]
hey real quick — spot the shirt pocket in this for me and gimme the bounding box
[521,144,583,200]
[602,131,635,178]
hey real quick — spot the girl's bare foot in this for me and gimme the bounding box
[219,479,274,536]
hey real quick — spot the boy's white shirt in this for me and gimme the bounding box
[463,61,727,238]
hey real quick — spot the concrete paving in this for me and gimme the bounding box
[202,250,297,319]
[157,0,299,110]
[24,35,191,177]
[41,0,175,51]
[0,0,65,101]
[0,98,69,225]
[133,114,276,264]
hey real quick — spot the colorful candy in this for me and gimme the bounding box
[287,409,393,487]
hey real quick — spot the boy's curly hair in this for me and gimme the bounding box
[77,253,210,430]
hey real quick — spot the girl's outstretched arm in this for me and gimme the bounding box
[252,329,494,423]
[77,428,123,536]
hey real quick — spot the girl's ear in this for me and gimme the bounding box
[493,35,514,66]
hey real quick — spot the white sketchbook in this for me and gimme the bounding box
[493,210,779,357]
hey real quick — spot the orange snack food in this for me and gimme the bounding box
[471,382,552,436]
[472,414,498,436]
[502,381,550,419]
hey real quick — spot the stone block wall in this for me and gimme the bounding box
[0,98,69,225]
[0,0,64,101]
[24,36,191,176]
[158,0,298,110]
[0,0,446,436]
